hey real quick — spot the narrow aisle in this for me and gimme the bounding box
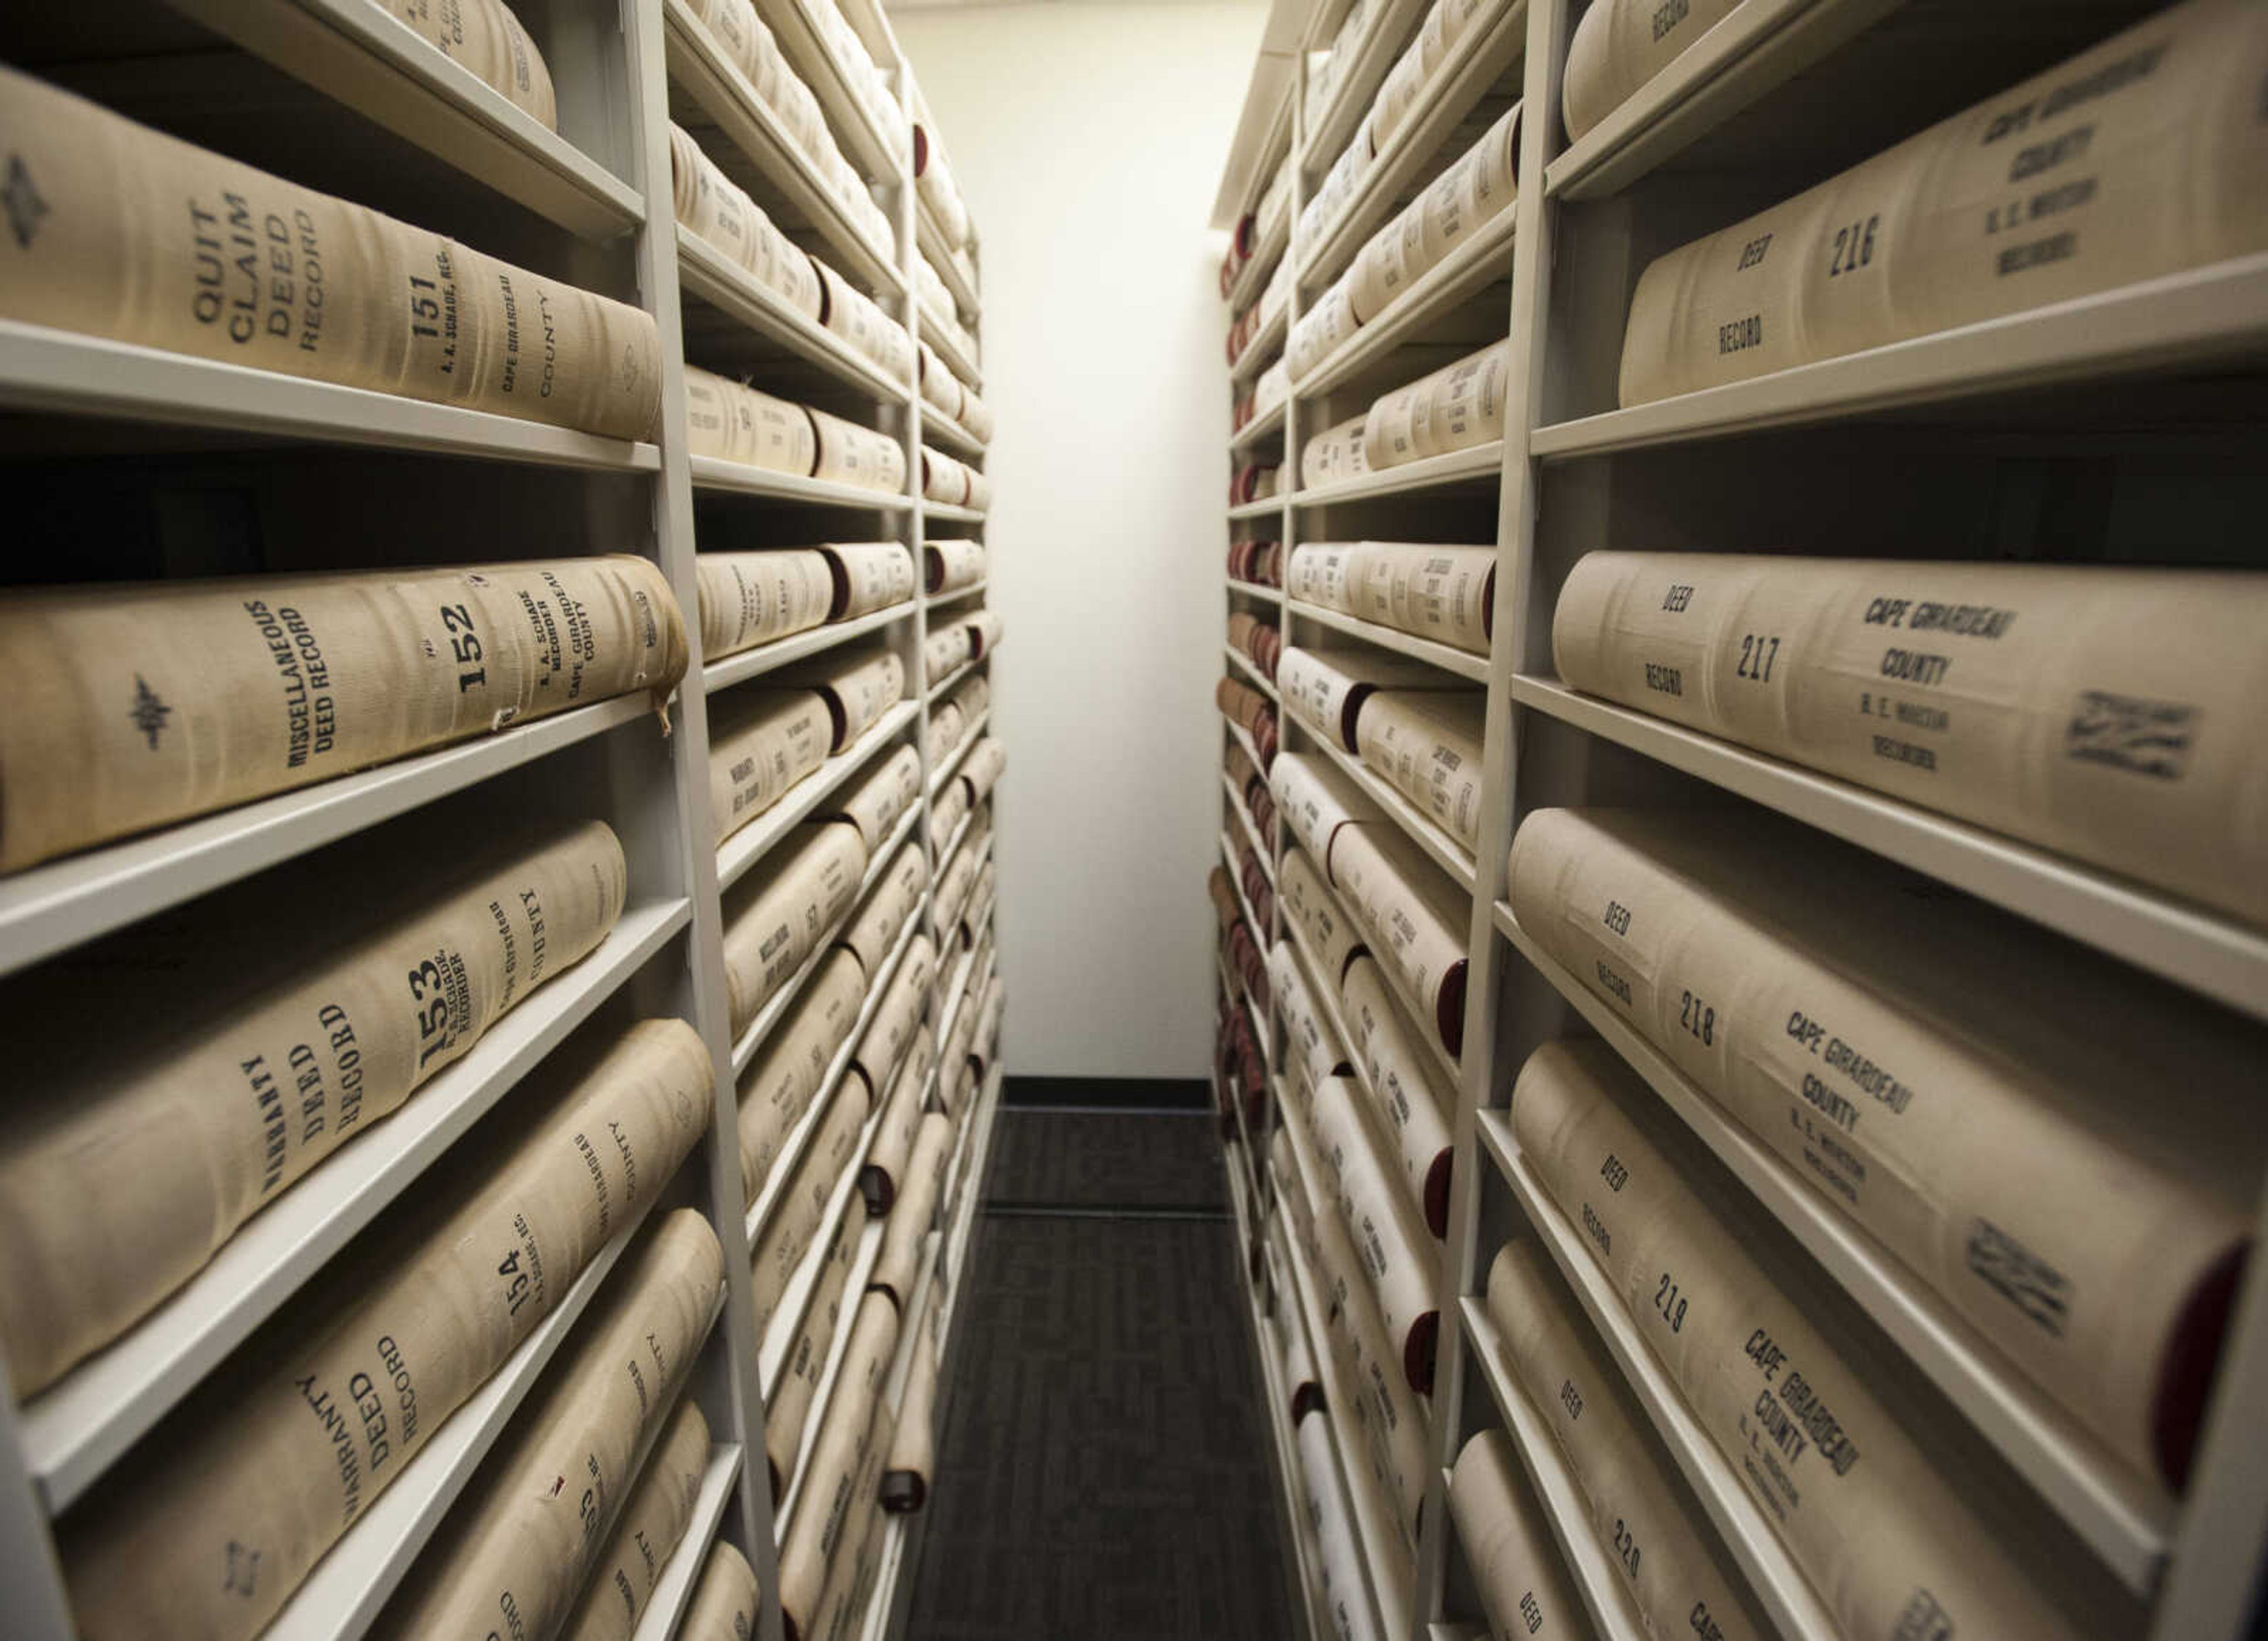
[900,1103,1299,1638]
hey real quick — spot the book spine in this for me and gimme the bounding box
[841,846,928,982]
[826,744,923,853]
[776,1290,900,1636]
[1507,805,2251,1485]
[1291,1405,1387,1641]
[1553,550,2268,924]
[861,1038,934,1215]
[0,819,628,1396]
[1352,541,1494,654]
[790,649,904,753]
[695,549,835,663]
[962,738,1008,805]
[1353,690,1487,849]
[58,1019,711,1638]
[680,1541,762,1641]
[812,409,907,494]
[1560,0,1744,142]
[1309,1075,1441,1395]
[721,821,868,1037]
[1287,539,1367,609]
[1446,1429,1593,1641]
[1270,939,1354,1092]
[1485,1238,1770,1641]
[1,556,685,872]
[708,690,831,843]
[764,1198,866,1493]
[381,0,557,128]
[737,950,866,1205]
[852,930,937,1098]
[822,542,915,622]
[1325,822,1467,1060]
[924,539,986,595]
[558,1395,711,1641]
[0,66,659,438]
[1341,956,1455,1237]
[1282,844,1368,988]
[882,1318,940,1512]
[750,1076,868,1334]
[1272,749,1389,870]
[1513,1040,2083,1641]
[370,1208,725,1641]
[869,1115,951,1308]
[684,367,819,474]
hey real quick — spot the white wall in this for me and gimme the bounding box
[892,1,1264,1081]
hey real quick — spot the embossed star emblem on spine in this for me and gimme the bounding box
[2,153,47,250]
[128,675,172,750]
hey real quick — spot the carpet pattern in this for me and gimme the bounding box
[983,1108,1228,1212]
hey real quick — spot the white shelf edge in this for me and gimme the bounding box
[918,311,983,392]
[926,709,990,799]
[677,227,910,403]
[1489,909,2172,1588]
[926,652,982,706]
[1293,208,1516,402]
[918,217,983,322]
[771,1216,886,1521]
[1298,0,1428,183]
[1225,715,1271,783]
[1531,256,2268,459]
[1287,598,1490,683]
[628,1441,744,1641]
[1292,440,1504,507]
[1231,305,1289,381]
[690,452,912,510]
[1233,399,1288,454]
[1225,642,1281,700]
[1222,772,1273,883]
[755,0,903,186]
[1228,576,1289,606]
[25,898,691,1507]
[921,409,986,458]
[0,692,657,983]
[1228,210,1292,316]
[923,499,987,524]
[1509,675,2268,1023]
[0,319,662,471]
[926,578,989,611]
[703,601,915,696]
[1229,493,1289,520]
[716,700,922,893]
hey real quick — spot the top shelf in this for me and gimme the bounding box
[755,0,904,184]
[1300,0,1428,178]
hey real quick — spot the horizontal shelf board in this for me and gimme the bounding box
[926,577,989,609]
[1227,577,1288,606]
[1298,0,1526,289]
[1231,399,1287,454]
[1222,831,1269,951]
[920,218,983,319]
[1544,0,1901,201]
[1293,207,1516,401]
[926,652,984,704]
[1227,208,1291,315]
[1222,772,1273,877]
[921,409,986,457]
[663,0,901,296]
[927,709,990,798]
[772,1216,884,1516]
[1231,304,1289,380]
[716,699,922,892]
[1459,1300,1654,1641]
[1223,717,1270,795]
[919,311,983,392]
[1510,675,2268,1022]
[730,805,924,1079]
[1286,598,1490,682]
[1298,718,1478,895]
[630,1443,745,1641]
[25,897,690,1509]
[1228,494,1288,520]
[168,0,644,239]
[690,452,912,510]
[0,319,662,469]
[1299,0,1428,180]
[1292,440,1504,505]
[677,228,910,403]
[1489,908,2172,1588]
[744,891,930,1259]
[1475,1107,1843,1641]
[757,0,902,184]
[931,808,977,882]
[703,601,915,695]
[1224,642,1280,700]
[0,693,657,983]
[1532,255,2268,459]
[923,498,987,524]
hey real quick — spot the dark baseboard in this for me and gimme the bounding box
[1002,1075,1213,1111]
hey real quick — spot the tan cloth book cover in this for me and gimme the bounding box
[1448,1428,1597,1641]
[558,1395,711,1641]
[721,821,868,1036]
[736,949,866,1206]
[679,1539,761,1641]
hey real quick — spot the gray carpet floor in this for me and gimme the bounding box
[897,1109,1297,1640]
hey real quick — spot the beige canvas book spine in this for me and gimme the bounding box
[1514,1040,2084,1641]
[970,976,1005,1074]
[926,627,973,680]
[382,0,556,125]
[683,368,820,474]
[765,1198,868,1493]
[1,818,628,1397]
[882,1313,939,1511]
[775,648,905,753]
[966,609,1003,658]
[1279,646,1464,753]
[871,1115,951,1306]
[932,847,979,943]
[1560,0,1742,141]
[1300,410,1371,488]
[861,1037,936,1215]
[850,932,939,1099]
[1553,552,2268,925]
[559,1395,711,1641]
[926,782,971,856]
[1272,750,1388,869]
[1288,283,1360,380]
[960,737,1007,806]
[1287,541,1367,612]
[1485,1238,1769,1641]
[695,550,835,663]
[1326,822,1467,1061]
[814,263,914,384]
[1620,0,2268,406]
[1353,542,1494,655]
[809,407,907,494]
[917,339,965,419]
[1508,806,2256,1485]
[825,743,922,852]
[1289,1404,1385,1641]
[1353,689,1486,849]
[721,821,869,1037]
[1309,1076,1441,1395]
[1,557,684,872]
[680,1540,761,1641]
[58,1019,711,1638]
[373,1208,725,1640]
[1448,1428,1598,1641]
[840,846,929,981]
[0,65,658,437]
[1340,957,1455,1237]
[1360,339,1511,470]
[807,1396,896,1641]
[669,124,821,320]
[737,949,867,1206]
[751,1076,870,1335]
[1425,103,1521,267]
[929,702,967,761]
[1282,845,1367,989]
[1270,940,1353,1095]
[709,689,831,844]
[924,539,986,595]
[777,1291,900,1638]
[823,543,915,622]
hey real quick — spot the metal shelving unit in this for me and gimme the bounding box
[0,2,1001,1638]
